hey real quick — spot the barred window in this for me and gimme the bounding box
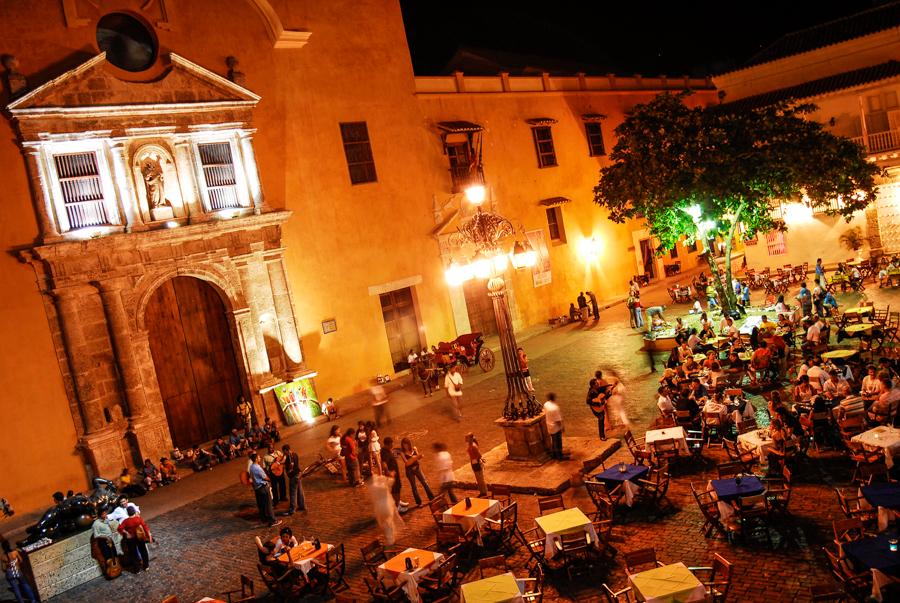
[53,152,110,229]
[584,122,606,156]
[531,126,558,168]
[766,231,787,256]
[198,142,240,210]
[340,122,378,184]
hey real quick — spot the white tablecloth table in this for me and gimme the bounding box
[737,430,776,460]
[853,426,900,468]
[644,426,688,453]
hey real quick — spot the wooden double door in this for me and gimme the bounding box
[145,276,244,449]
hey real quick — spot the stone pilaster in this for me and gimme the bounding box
[22,144,61,240]
[108,141,145,232]
[52,285,108,434]
[238,131,265,215]
[95,278,148,418]
[265,254,304,377]
[79,428,127,483]
[172,138,205,221]
[126,414,172,468]
[235,254,275,380]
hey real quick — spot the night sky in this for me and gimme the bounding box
[400,0,889,76]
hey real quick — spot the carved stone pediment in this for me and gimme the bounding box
[8,53,259,137]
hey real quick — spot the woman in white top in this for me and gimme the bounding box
[366,421,382,476]
[325,424,342,458]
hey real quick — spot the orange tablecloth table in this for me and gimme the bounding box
[275,540,333,575]
[443,498,501,544]
[377,547,443,602]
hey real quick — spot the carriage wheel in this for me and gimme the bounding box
[456,362,470,374]
[478,348,496,372]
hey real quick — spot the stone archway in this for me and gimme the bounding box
[144,275,244,448]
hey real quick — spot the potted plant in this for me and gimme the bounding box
[839,226,866,261]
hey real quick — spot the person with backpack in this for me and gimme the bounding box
[281,444,306,515]
[117,506,152,572]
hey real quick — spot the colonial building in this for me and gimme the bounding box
[714,1,900,268]
[0,0,715,518]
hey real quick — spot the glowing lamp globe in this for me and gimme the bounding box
[464,184,486,205]
[511,240,537,270]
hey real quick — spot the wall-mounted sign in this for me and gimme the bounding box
[273,376,321,425]
[322,318,337,334]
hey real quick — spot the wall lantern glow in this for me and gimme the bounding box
[165,220,179,228]
[782,202,813,224]
[578,236,603,261]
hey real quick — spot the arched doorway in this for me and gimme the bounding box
[145,276,244,448]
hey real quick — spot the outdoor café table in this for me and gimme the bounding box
[845,323,874,336]
[443,498,501,544]
[195,599,225,603]
[822,349,858,361]
[378,548,444,602]
[861,483,900,532]
[709,476,765,519]
[853,426,900,468]
[887,269,900,287]
[844,306,874,319]
[461,572,524,603]
[737,429,776,460]
[706,336,730,350]
[595,463,650,507]
[644,426,688,454]
[533,508,598,560]
[628,562,706,603]
[275,540,333,576]
[841,533,900,602]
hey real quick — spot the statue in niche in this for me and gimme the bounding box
[141,157,169,209]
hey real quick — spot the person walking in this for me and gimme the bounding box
[341,428,362,486]
[432,442,458,503]
[543,393,564,460]
[369,472,404,545]
[380,437,409,513]
[577,291,589,321]
[371,384,390,427]
[281,444,306,515]
[2,539,36,603]
[249,452,281,527]
[465,433,488,497]
[117,506,152,572]
[586,377,609,441]
[444,364,464,420]
[400,438,434,507]
[517,347,534,392]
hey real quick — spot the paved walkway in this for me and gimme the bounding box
[5,269,896,602]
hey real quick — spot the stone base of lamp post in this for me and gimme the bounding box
[494,412,551,462]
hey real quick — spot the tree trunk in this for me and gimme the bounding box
[703,249,734,314]
[721,203,744,313]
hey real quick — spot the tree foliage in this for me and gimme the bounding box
[593,92,883,311]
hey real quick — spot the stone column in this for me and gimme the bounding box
[235,256,274,381]
[21,144,61,240]
[95,278,148,418]
[108,140,145,232]
[52,285,107,434]
[238,131,265,215]
[265,254,304,376]
[173,138,205,221]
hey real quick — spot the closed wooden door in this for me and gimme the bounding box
[463,279,498,336]
[380,287,424,372]
[639,239,656,279]
[145,277,244,449]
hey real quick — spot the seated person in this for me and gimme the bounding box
[569,303,579,321]
[765,418,791,467]
[687,378,708,405]
[263,417,281,442]
[806,359,828,391]
[117,468,147,498]
[774,406,804,440]
[691,299,703,314]
[878,257,899,287]
[701,350,718,370]
[772,294,791,315]
[323,397,339,420]
[699,321,716,342]
[676,341,694,363]
[171,447,184,463]
[687,328,702,351]
[748,341,772,383]
[726,350,745,373]
[793,375,815,405]
[767,390,786,417]
[723,317,739,342]
[702,392,729,421]
[758,314,776,335]
[271,526,299,556]
[140,459,162,490]
[878,357,899,381]
[191,445,213,471]
[867,378,897,424]
[860,365,881,400]
[229,429,247,452]
[849,265,863,288]
[821,291,838,316]
[706,361,725,388]
[805,315,824,346]
[822,369,851,401]
[211,438,231,463]
[656,386,675,416]
[159,457,178,484]
[659,367,679,389]
[682,355,700,375]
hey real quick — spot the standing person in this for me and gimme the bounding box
[517,347,534,392]
[465,433,488,497]
[117,507,151,572]
[236,395,253,430]
[2,539,36,603]
[369,472,404,545]
[812,282,825,318]
[815,258,826,288]
[263,445,286,507]
[633,294,644,329]
[543,393,564,459]
[432,442,458,503]
[381,437,409,513]
[281,444,306,515]
[577,291,589,321]
[371,384,390,428]
[248,452,281,527]
[586,377,610,441]
[444,364,464,421]
[626,292,637,328]
[796,282,812,317]
[588,291,600,321]
[400,438,434,507]
[91,508,120,570]
[367,421,382,476]
[341,428,362,487]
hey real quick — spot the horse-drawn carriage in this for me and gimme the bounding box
[414,332,496,386]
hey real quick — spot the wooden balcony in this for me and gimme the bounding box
[852,129,900,154]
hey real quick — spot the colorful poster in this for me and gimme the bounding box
[526,229,552,287]
[273,376,321,425]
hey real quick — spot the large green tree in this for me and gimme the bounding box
[594,92,882,312]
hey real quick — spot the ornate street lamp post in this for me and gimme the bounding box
[445,185,550,460]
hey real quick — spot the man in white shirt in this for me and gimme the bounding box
[724,317,739,341]
[444,365,464,421]
[431,442,458,503]
[806,360,828,390]
[806,317,823,344]
[657,387,674,416]
[107,496,140,525]
[407,349,418,365]
[822,369,851,400]
[543,393,564,459]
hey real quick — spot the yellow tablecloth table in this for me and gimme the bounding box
[533,508,598,560]
[844,306,873,316]
[461,572,524,603]
[628,562,706,603]
[845,323,873,335]
[822,349,858,360]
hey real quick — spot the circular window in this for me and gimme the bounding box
[96,13,157,72]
